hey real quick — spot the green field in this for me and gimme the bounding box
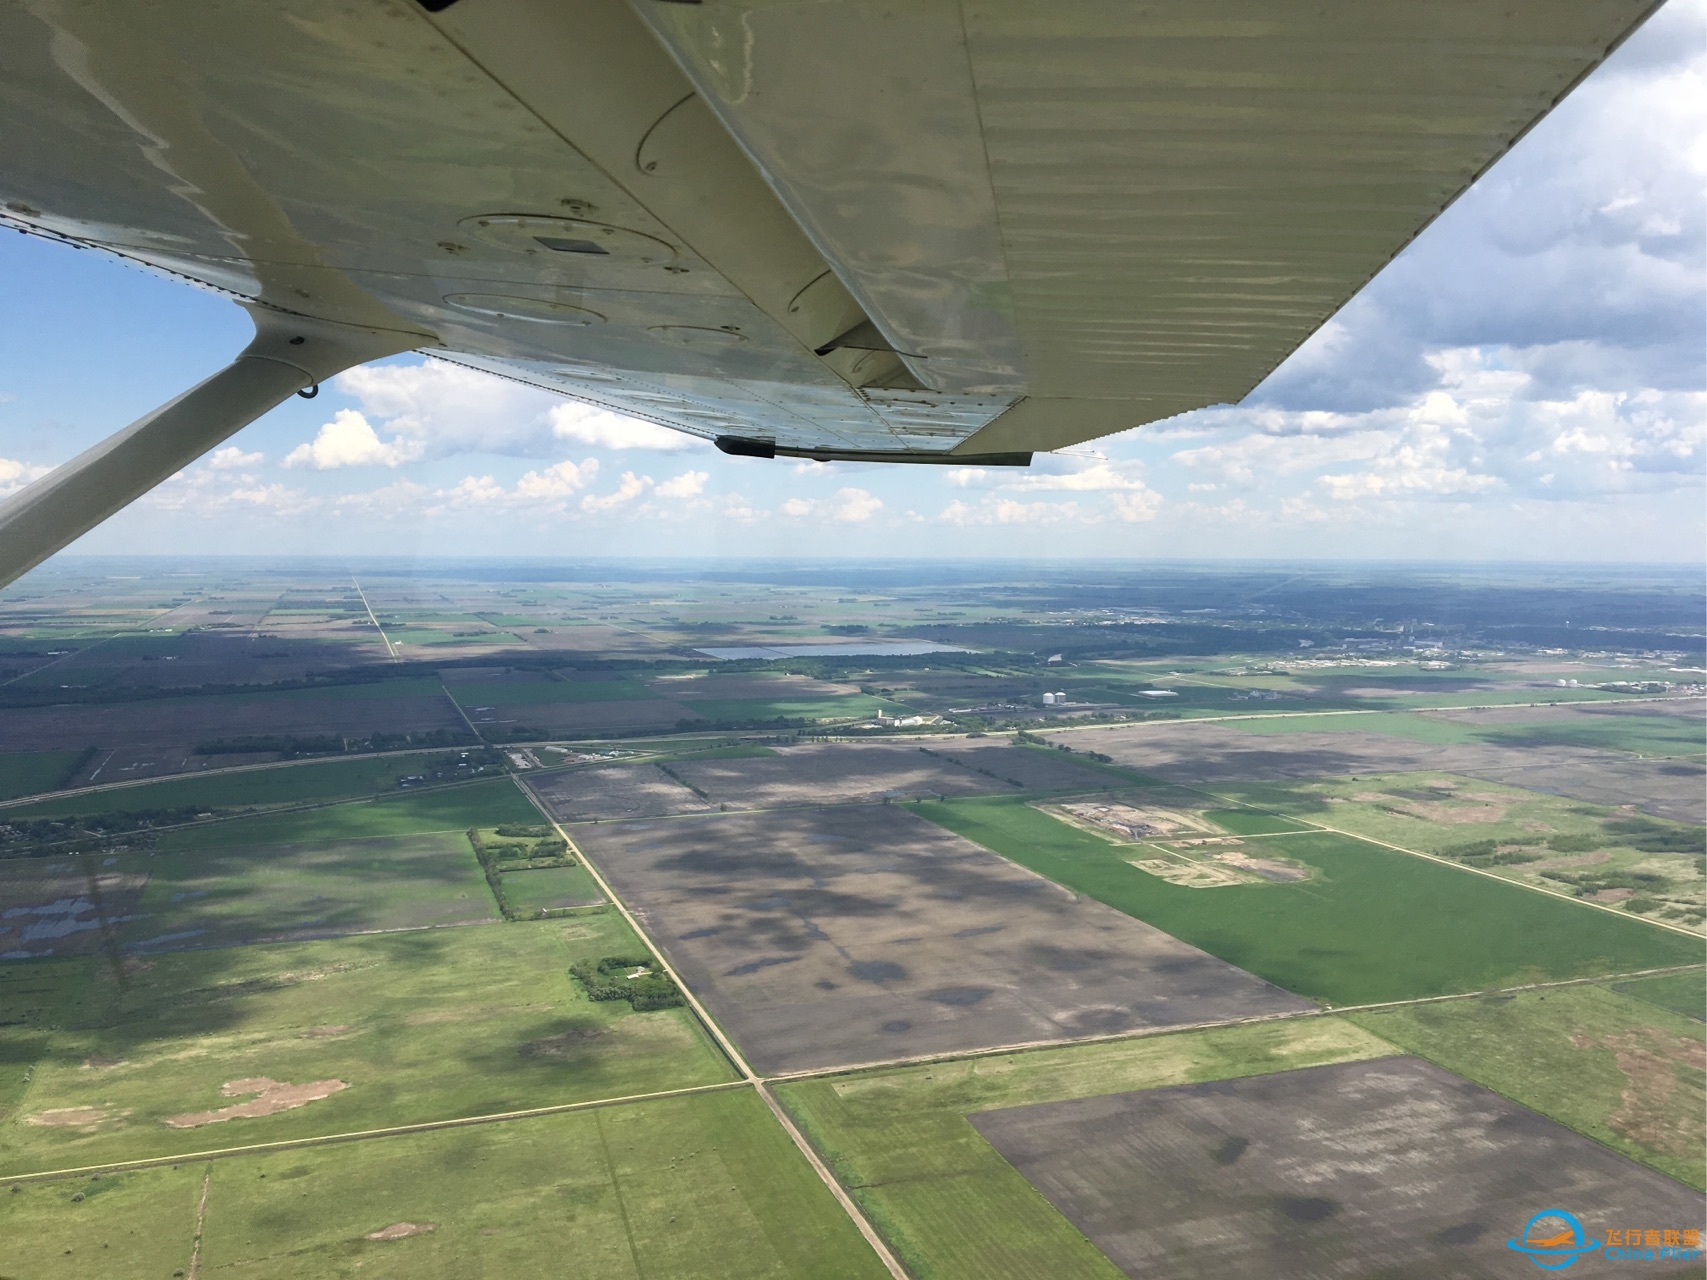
[1216,702,1705,759]
[447,677,654,705]
[1203,711,1486,744]
[1614,969,1706,1021]
[501,864,605,914]
[1348,980,1707,1188]
[0,749,89,801]
[776,1020,1393,1280]
[0,915,733,1174]
[152,779,540,852]
[916,797,1702,1005]
[1206,773,1707,932]
[121,831,495,951]
[4,753,454,818]
[1483,711,1707,760]
[2,1090,889,1280]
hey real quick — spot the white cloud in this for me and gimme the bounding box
[334,361,559,459]
[779,487,884,522]
[1009,460,1154,494]
[830,488,883,522]
[207,446,264,471]
[656,470,709,499]
[933,455,1161,526]
[549,403,704,453]
[0,458,51,496]
[580,471,653,513]
[719,492,765,523]
[324,359,710,462]
[941,497,1083,525]
[284,410,422,470]
[1110,490,1162,522]
[515,459,598,502]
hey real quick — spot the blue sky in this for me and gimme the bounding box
[1,1,1701,565]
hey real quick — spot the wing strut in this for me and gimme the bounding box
[0,308,424,588]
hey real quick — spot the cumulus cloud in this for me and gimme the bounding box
[0,458,51,496]
[931,455,1161,525]
[656,470,709,499]
[549,403,705,453]
[206,446,263,471]
[323,359,712,462]
[940,497,1083,525]
[284,410,422,470]
[515,459,598,502]
[781,487,884,522]
[1157,336,1703,520]
[333,361,559,458]
[581,471,653,513]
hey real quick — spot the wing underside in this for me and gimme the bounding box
[0,0,1660,462]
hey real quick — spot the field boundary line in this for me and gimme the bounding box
[0,748,503,813]
[0,1080,752,1185]
[519,776,912,1280]
[442,681,485,741]
[187,1165,211,1280]
[349,574,398,661]
[762,962,1705,1084]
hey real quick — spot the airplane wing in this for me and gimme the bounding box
[0,0,1659,579]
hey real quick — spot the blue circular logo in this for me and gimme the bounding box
[1506,1210,1601,1270]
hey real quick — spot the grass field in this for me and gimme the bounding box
[4,753,456,817]
[1483,712,1707,760]
[1215,703,1706,759]
[115,831,496,951]
[1205,772,1707,931]
[1613,969,1706,1021]
[1348,981,1707,1188]
[152,779,541,852]
[2,1089,890,1280]
[916,797,1701,1005]
[501,864,604,914]
[0,749,89,801]
[1205,711,1486,743]
[775,1019,1393,1280]
[0,915,733,1175]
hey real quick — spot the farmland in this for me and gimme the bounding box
[0,915,732,1174]
[1,750,479,818]
[0,559,1698,1278]
[2,1089,887,1280]
[1348,980,1707,1188]
[1,830,496,956]
[572,804,1306,1074]
[915,796,1702,1005]
[970,1056,1707,1279]
[1206,771,1707,931]
[774,1019,1394,1280]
